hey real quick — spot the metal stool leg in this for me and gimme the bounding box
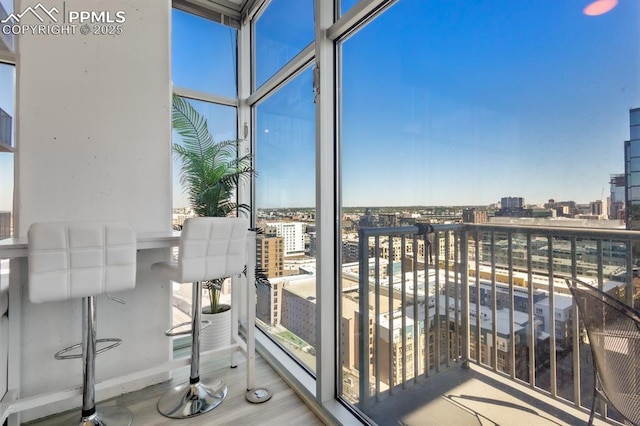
[157,281,227,418]
[79,296,133,426]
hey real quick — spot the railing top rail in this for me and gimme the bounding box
[357,222,639,241]
[358,223,464,238]
[358,226,421,238]
[467,223,640,240]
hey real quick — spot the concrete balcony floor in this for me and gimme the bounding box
[366,362,610,426]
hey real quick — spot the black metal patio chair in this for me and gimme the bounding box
[565,277,640,426]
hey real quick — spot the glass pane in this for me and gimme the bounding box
[0,63,14,239]
[172,8,237,98]
[172,98,237,214]
[255,67,316,372]
[630,186,640,202]
[340,0,360,17]
[171,97,237,328]
[339,0,639,422]
[254,0,314,88]
[628,138,640,157]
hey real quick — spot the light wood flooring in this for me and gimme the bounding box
[25,353,325,426]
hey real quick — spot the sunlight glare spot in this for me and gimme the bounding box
[583,0,618,16]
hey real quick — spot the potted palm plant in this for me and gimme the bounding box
[172,94,253,350]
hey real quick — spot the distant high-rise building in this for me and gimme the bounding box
[359,208,378,228]
[497,196,531,218]
[501,197,524,209]
[307,231,317,257]
[256,234,284,279]
[378,213,398,228]
[0,107,12,152]
[256,280,284,327]
[590,200,603,217]
[609,174,626,220]
[263,221,306,257]
[462,208,488,224]
[543,200,578,218]
[625,107,640,229]
[0,211,10,239]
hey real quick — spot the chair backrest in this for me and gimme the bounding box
[177,217,249,283]
[28,222,136,303]
[565,277,640,425]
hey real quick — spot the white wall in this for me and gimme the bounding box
[11,0,173,421]
[14,0,172,236]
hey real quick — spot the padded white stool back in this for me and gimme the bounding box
[28,222,136,303]
[154,217,249,283]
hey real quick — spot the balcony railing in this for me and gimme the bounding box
[355,223,639,425]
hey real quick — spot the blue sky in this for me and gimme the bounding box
[253,0,639,209]
[3,1,637,211]
[172,10,238,208]
[340,0,640,207]
[172,9,237,98]
[172,0,639,209]
[249,0,640,209]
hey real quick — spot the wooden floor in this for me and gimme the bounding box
[25,353,325,426]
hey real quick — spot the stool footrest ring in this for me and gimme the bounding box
[53,338,123,360]
[164,320,212,337]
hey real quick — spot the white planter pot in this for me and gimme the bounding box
[200,304,231,351]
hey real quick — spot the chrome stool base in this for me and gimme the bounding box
[79,406,133,426]
[157,379,227,419]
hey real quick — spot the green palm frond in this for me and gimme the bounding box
[172,95,214,158]
[172,94,253,218]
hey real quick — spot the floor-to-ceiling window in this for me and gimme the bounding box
[252,0,316,373]
[166,0,640,422]
[254,68,316,371]
[171,7,239,328]
[338,0,640,421]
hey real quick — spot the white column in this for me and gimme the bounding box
[314,0,337,406]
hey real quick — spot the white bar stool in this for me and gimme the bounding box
[27,222,137,426]
[152,217,249,419]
